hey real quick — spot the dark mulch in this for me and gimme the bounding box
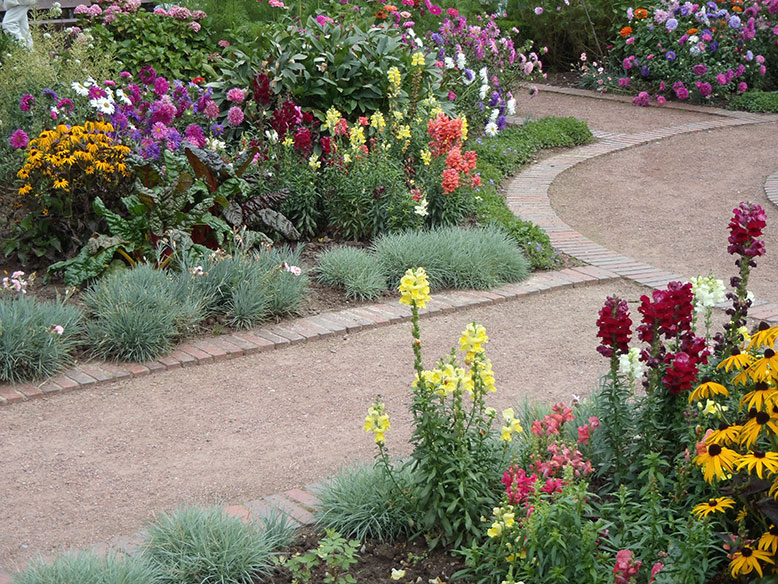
[266,526,466,584]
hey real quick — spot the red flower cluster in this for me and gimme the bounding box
[441,147,478,194]
[727,202,767,257]
[270,100,303,135]
[427,112,462,157]
[636,281,694,342]
[253,73,272,105]
[596,296,632,358]
[614,550,642,584]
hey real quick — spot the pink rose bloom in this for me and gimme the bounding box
[738,81,748,92]
[656,95,666,105]
[626,37,634,44]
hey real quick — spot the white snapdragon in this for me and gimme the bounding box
[618,347,643,380]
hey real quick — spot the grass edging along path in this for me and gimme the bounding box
[0,266,618,406]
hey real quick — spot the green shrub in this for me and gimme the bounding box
[315,463,417,542]
[315,247,387,301]
[373,226,529,290]
[727,91,778,113]
[0,295,82,383]
[84,264,207,362]
[254,247,308,316]
[13,551,160,584]
[142,506,295,584]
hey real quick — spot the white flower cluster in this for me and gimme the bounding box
[689,274,726,311]
[71,78,131,116]
[618,347,643,380]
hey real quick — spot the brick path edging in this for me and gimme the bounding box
[765,170,778,208]
[505,95,778,326]
[0,267,621,407]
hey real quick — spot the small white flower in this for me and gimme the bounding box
[115,89,132,106]
[618,347,643,380]
[444,57,455,69]
[191,266,204,277]
[484,121,498,136]
[283,262,302,276]
[489,108,499,121]
[51,325,64,335]
[414,198,428,217]
[71,81,89,96]
[479,84,488,99]
[391,568,406,580]
[479,66,488,81]
[414,37,423,47]
[265,129,279,143]
[90,97,115,115]
[456,51,466,69]
[507,97,516,115]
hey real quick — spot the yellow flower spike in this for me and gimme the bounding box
[737,450,778,479]
[460,322,488,364]
[363,401,390,444]
[689,379,729,403]
[420,149,431,165]
[729,545,774,579]
[487,521,503,538]
[411,51,425,67]
[693,443,739,483]
[369,111,386,132]
[387,66,402,88]
[691,496,735,519]
[398,267,431,309]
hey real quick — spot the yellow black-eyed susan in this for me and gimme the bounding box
[705,422,742,446]
[741,381,778,411]
[730,545,774,578]
[694,443,739,483]
[691,497,735,519]
[737,450,778,479]
[759,525,778,555]
[689,378,729,403]
[749,322,778,350]
[718,347,754,372]
[741,409,778,448]
[747,348,778,383]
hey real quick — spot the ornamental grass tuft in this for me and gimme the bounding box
[373,226,529,290]
[315,246,387,301]
[13,550,161,584]
[0,295,82,382]
[314,463,417,542]
[142,506,296,584]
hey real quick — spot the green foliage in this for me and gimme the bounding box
[83,9,212,81]
[728,91,778,113]
[12,551,160,584]
[373,226,529,291]
[142,506,295,584]
[278,159,324,239]
[0,295,82,382]
[83,264,207,362]
[314,463,417,542]
[315,246,387,301]
[277,529,360,584]
[322,150,419,240]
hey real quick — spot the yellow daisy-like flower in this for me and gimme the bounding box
[748,323,778,350]
[759,525,778,554]
[730,545,774,579]
[52,178,69,191]
[17,184,32,196]
[740,409,778,448]
[741,381,778,411]
[688,379,729,403]
[398,267,431,309]
[691,496,735,519]
[705,422,742,446]
[694,443,739,483]
[737,450,778,479]
[746,349,778,383]
[736,507,748,522]
[717,349,754,372]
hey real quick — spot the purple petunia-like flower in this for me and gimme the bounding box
[9,129,29,149]
[534,6,543,14]
[666,51,676,61]
[227,106,244,126]
[666,17,678,30]
[42,88,58,101]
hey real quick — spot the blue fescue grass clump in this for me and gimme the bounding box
[142,506,296,584]
[372,226,529,290]
[315,246,387,301]
[314,463,417,542]
[0,295,82,382]
[12,551,161,584]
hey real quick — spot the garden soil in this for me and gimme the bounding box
[1,88,774,570]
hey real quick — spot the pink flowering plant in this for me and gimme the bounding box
[610,0,778,105]
[75,1,212,80]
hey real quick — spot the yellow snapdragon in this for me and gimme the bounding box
[411,51,425,67]
[460,322,488,364]
[398,267,431,309]
[363,401,391,444]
